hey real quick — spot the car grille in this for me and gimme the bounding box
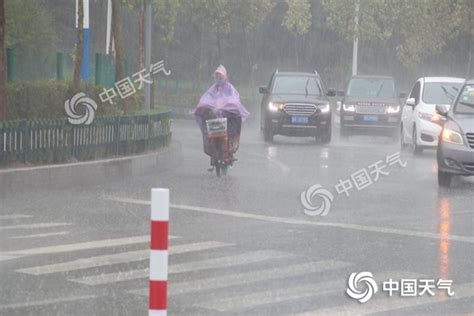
[284,103,317,117]
[356,104,387,114]
[463,162,474,173]
[466,133,474,149]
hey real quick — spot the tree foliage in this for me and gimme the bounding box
[282,0,312,36]
[5,0,56,53]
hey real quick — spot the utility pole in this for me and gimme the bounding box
[144,0,152,111]
[0,0,5,120]
[76,0,90,81]
[352,0,360,76]
[106,0,112,55]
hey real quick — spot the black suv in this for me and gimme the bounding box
[259,71,335,143]
[339,75,403,139]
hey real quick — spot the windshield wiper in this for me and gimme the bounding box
[376,81,385,97]
[441,85,455,101]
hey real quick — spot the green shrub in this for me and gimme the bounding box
[6,80,144,120]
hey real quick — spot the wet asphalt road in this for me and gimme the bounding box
[1,108,473,315]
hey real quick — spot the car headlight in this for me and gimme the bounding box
[268,102,284,112]
[387,105,400,114]
[418,112,434,121]
[318,103,330,113]
[441,128,464,145]
[342,104,355,112]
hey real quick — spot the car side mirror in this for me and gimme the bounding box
[399,92,407,99]
[406,97,416,107]
[259,86,269,94]
[435,104,449,117]
[337,90,345,97]
[326,89,336,97]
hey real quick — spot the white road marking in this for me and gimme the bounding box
[17,241,230,275]
[297,282,474,316]
[0,222,72,231]
[0,214,33,220]
[8,231,69,239]
[73,250,289,286]
[105,196,474,244]
[4,235,155,256]
[169,260,352,296]
[0,254,23,262]
[0,295,98,310]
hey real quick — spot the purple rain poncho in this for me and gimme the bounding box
[192,65,249,156]
[191,65,249,121]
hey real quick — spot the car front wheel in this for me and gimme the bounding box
[438,170,452,187]
[412,125,423,155]
[263,123,274,143]
[318,126,332,144]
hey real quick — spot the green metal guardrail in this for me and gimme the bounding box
[0,111,171,165]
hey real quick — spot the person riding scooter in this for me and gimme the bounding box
[191,65,249,170]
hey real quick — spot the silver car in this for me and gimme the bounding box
[436,79,474,187]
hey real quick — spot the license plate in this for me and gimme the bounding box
[291,116,309,124]
[363,115,378,122]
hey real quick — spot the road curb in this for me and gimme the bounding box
[0,142,182,197]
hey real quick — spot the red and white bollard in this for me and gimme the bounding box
[149,188,169,316]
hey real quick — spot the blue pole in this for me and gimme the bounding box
[82,28,90,80]
[77,0,90,81]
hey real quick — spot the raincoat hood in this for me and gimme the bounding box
[192,65,249,121]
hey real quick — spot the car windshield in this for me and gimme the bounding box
[422,82,462,105]
[347,78,396,98]
[272,76,322,96]
[453,84,474,114]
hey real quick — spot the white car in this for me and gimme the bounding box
[401,77,465,154]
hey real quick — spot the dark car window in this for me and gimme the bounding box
[272,76,323,96]
[347,78,396,98]
[409,81,421,105]
[422,82,462,105]
[454,84,474,114]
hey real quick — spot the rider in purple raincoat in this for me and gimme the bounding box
[192,65,249,160]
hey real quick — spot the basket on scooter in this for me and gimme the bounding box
[206,118,228,139]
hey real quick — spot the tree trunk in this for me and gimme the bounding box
[73,0,84,91]
[112,0,126,112]
[138,0,145,70]
[295,34,299,69]
[216,31,222,64]
[0,0,5,120]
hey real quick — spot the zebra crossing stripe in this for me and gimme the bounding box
[83,250,290,286]
[169,260,352,296]
[16,240,230,275]
[0,295,98,310]
[0,214,33,220]
[0,222,72,230]
[5,235,153,256]
[9,231,69,239]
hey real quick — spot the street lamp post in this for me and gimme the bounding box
[144,0,152,111]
